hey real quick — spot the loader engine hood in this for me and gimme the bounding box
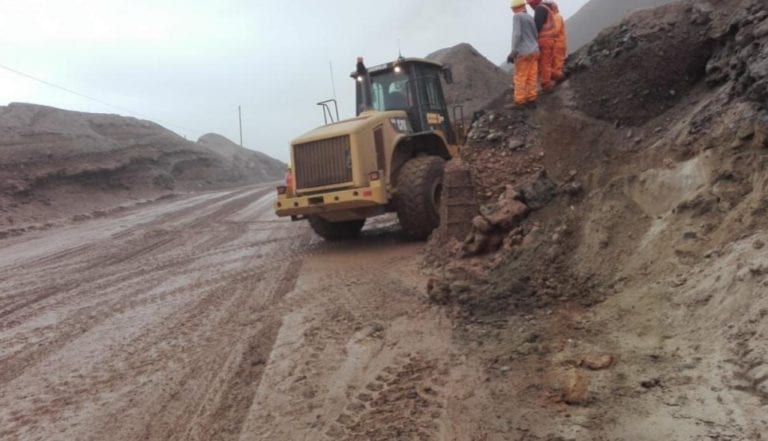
[290,110,408,146]
[289,110,411,194]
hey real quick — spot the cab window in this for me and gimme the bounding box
[371,72,409,111]
[424,78,442,111]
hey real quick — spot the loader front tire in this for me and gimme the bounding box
[396,156,446,240]
[308,216,365,241]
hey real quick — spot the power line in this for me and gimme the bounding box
[0,62,196,135]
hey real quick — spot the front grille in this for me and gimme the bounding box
[293,136,352,190]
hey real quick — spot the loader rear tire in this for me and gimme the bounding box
[395,156,446,240]
[308,216,365,241]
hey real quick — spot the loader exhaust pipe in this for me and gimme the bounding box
[356,57,374,112]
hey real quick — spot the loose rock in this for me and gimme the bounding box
[562,369,592,405]
[581,354,614,370]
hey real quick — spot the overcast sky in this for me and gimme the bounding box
[0,0,588,161]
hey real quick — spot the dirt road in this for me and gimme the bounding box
[5,184,765,441]
[0,185,477,441]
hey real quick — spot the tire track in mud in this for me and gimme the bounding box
[0,185,282,326]
[1,219,301,335]
[0,185,314,441]
[105,187,260,241]
[0,233,309,387]
[0,183,447,441]
[0,262,279,385]
[0,186,270,277]
[235,246,456,441]
[124,255,308,441]
[201,258,306,441]
[325,354,447,441]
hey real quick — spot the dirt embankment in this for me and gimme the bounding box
[197,133,285,183]
[427,0,768,438]
[0,103,285,238]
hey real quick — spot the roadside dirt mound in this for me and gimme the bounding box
[0,103,284,237]
[427,43,511,119]
[427,0,768,438]
[197,133,285,183]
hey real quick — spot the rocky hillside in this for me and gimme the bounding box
[427,43,511,120]
[427,0,768,438]
[0,103,284,235]
[567,0,675,52]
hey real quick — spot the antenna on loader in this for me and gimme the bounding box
[329,61,337,100]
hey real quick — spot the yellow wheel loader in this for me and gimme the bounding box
[275,57,465,241]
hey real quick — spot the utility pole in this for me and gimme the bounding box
[238,105,243,148]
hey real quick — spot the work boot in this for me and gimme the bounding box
[505,101,528,110]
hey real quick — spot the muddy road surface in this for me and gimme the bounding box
[0,185,474,441]
[5,184,753,441]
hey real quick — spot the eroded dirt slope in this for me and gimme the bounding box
[427,0,768,439]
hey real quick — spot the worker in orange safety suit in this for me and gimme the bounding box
[526,0,558,91]
[544,0,567,82]
[507,0,540,106]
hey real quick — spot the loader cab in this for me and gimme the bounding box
[353,58,457,144]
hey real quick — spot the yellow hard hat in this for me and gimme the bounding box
[511,0,526,8]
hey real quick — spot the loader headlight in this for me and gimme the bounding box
[390,117,411,133]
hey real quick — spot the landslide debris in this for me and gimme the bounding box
[569,3,715,126]
[431,0,768,315]
[566,0,676,53]
[427,0,768,438]
[0,103,284,236]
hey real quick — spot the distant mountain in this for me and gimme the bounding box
[499,62,514,74]
[427,43,511,119]
[566,0,675,53]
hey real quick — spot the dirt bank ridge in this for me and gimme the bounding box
[0,103,285,237]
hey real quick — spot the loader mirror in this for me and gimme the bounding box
[442,65,454,84]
